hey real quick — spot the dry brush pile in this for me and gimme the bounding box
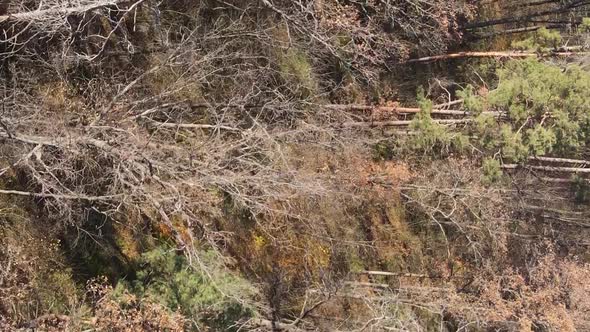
[5,0,590,331]
[0,0,479,330]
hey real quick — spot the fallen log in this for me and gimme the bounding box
[502,164,590,173]
[0,0,125,23]
[341,119,471,128]
[359,270,428,278]
[148,119,240,132]
[475,26,546,38]
[540,177,590,183]
[464,1,590,30]
[406,51,590,63]
[325,104,503,117]
[529,156,590,165]
[325,104,468,115]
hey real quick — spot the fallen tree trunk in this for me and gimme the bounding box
[341,119,471,128]
[464,0,590,29]
[529,156,590,165]
[0,0,125,23]
[325,103,503,117]
[0,188,122,201]
[474,25,562,38]
[325,104,468,115]
[359,270,428,278]
[406,51,590,63]
[540,177,590,183]
[502,164,590,173]
[148,119,240,132]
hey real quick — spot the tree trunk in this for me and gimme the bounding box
[0,0,124,22]
[325,104,469,115]
[341,119,471,128]
[502,164,590,173]
[529,156,590,164]
[464,0,590,29]
[406,51,590,63]
[474,25,563,38]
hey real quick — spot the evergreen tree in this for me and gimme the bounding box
[116,247,255,331]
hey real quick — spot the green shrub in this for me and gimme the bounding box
[409,60,590,162]
[571,175,590,204]
[277,48,318,98]
[482,59,590,159]
[408,89,469,156]
[456,85,484,114]
[499,125,528,162]
[525,124,556,156]
[581,17,590,32]
[511,37,537,51]
[373,140,398,161]
[35,269,80,315]
[536,27,562,49]
[116,246,255,331]
[481,158,502,184]
[511,27,561,51]
[0,204,81,324]
[473,113,500,150]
